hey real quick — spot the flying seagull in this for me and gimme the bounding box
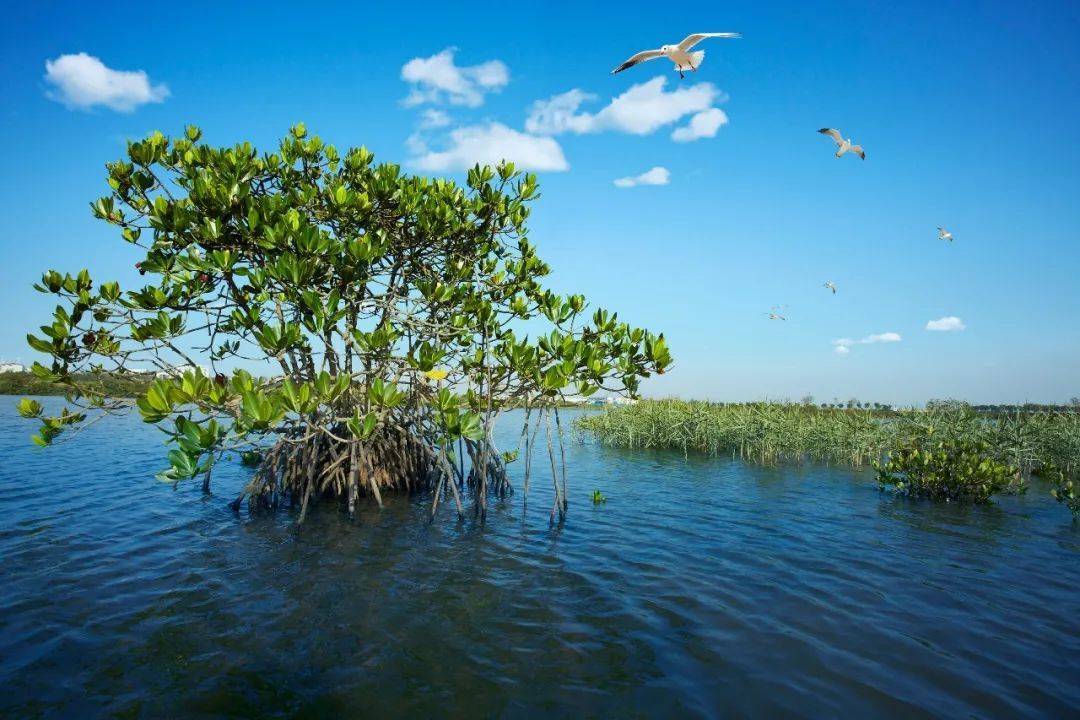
[765,305,787,321]
[938,227,954,242]
[818,128,866,160]
[824,281,837,294]
[612,33,741,79]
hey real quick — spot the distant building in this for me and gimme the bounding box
[575,396,636,407]
[0,362,28,374]
[154,364,210,379]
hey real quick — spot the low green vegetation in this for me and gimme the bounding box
[874,437,1021,503]
[577,399,1080,514]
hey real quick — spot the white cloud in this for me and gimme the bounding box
[614,166,670,188]
[525,77,725,137]
[411,123,568,172]
[671,107,729,142]
[404,132,428,155]
[418,108,451,129]
[44,53,168,112]
[523,89,597,134]
[926,316,965,332]
[833,332,902,352]
[401,48,508,107]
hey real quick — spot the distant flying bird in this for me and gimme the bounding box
[765,305,787,321]
[612,33,741,79]
[938,227,954,242]
[818,128,866,160]
[824,281,837,294]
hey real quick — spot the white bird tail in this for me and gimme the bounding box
[689,50,705,69]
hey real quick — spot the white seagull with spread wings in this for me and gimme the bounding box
[612,33,741,79]
[765,305,788,321]
[938,227,954,242]
[818,128,866,160]
[824,281,837,294]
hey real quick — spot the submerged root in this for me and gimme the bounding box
[230,424,514,523]
[229,408,570,525]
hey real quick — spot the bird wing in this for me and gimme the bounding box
[850,145,866,159]
[677,32,741,51]
[818,128,844,146]
[611,49,664,74]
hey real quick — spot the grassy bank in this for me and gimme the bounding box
[576,399,1080,475]
[0,371,151,398]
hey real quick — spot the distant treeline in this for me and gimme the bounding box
[0,371,152,398]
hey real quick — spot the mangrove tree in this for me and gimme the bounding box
[20,125,670,522]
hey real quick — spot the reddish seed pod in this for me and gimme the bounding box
[214,373,227,386]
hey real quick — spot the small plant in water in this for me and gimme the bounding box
[591,489,607,504]
[874,437,1022,503]
[1043,463,1080,519]
[240,450,263,467]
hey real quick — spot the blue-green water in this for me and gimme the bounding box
[1,400,1077,718]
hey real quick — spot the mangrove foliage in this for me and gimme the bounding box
[873,438,1022,503]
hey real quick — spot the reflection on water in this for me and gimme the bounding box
[1,400,1077,718]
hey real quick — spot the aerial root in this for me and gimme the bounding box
[230,421,525,523]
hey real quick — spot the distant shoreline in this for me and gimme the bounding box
[0,372,151,398]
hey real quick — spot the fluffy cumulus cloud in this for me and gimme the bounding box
[401,48,508,107]
[525,77,725,139]
[926,316,966,332]
[410,123,568,172]
[613,166,670,188]
[833,332,902,354]
[671,107,729,142]
[44,53,169,112]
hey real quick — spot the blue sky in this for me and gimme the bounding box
[1,1,1078,404]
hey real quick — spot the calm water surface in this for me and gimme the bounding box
[1,400,1077,718]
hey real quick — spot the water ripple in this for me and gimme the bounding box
[0,401,1077,718]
